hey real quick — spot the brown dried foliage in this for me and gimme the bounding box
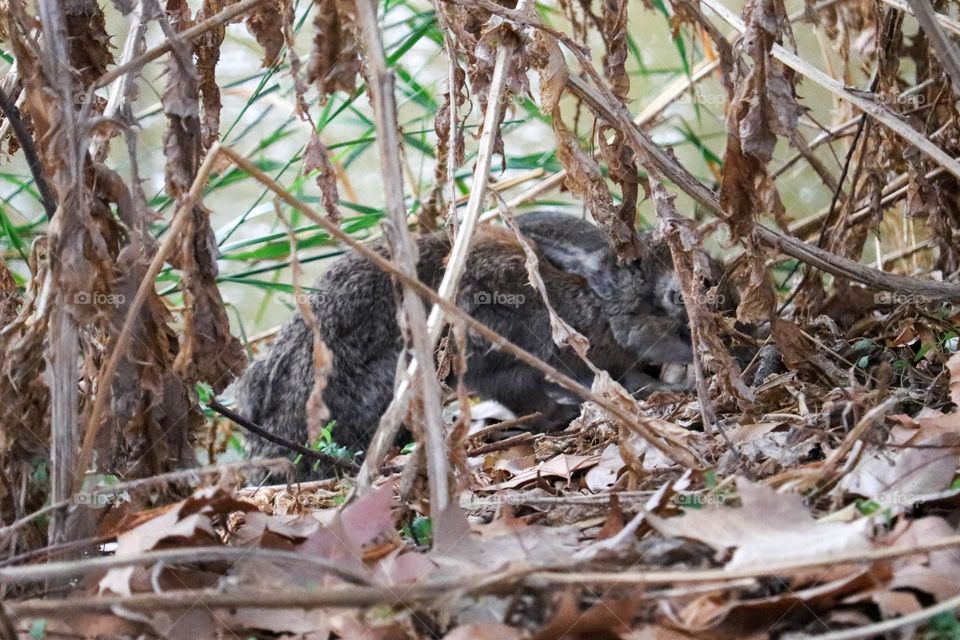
[306,0,361,96]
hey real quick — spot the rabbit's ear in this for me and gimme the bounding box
[534,241,619,299]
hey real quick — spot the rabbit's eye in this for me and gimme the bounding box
[660,279,684,313]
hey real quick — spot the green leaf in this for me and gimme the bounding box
[30,619,48,640]
[408,516,432,547]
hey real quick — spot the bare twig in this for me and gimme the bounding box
[564,74,960,300]
[800,396,900,493]
[0,87,57,219]
[92,0,272,90]
[881,0,960,37]
[358,0,533,497]
[0,546,372,586]
[10,532,960,616]
[782,592,960,639]
[904,0,960,96]
[35,0,83,549]
[0,458,292,544]
[207,399,360,473]
[699,0,960,181]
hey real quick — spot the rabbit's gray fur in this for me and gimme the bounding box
[236,211,700,477]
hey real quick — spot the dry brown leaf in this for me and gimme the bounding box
[600,0,630,101]
[733,253,776,324]
[307,0,361,96]
[718,0,799,239]
[552,111,642,262]
[0,256,19,327]
[431,505,580,574]
[671,565,883,637]
[648,479,874,569]
[304,130,341,220]
[98,487,256,596]
[656,191,753,406]
[839,432,959,511]
[771,317,842,384]
[947,351,960,406]
[619,417,699,473]
[62,0,114,86]
[886,517,960,602]
[445,624,524,640]
[531,32,567,114]
[585,443,625,491]
[195,0,226,149]
[295,482,399,569]
[483,453,601,491]
[533,587,642,640]
[245,0,285,67]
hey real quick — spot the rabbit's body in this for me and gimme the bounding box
[237,212,695,475]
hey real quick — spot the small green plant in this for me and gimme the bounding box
[29,619,47,640]
[292,421,358,472]
[855,499,881,516]
[926,612,960,640]
[402,516,433,547]
[30,457,48,485]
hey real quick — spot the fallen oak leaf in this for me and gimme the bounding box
[948,351,960,406]
[839,432,960,513]
[445,623,524,640]
[481,453,601,491]
[648,479,874,570]
[668,565,885,637]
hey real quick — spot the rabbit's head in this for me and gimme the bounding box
[524,219,729,364]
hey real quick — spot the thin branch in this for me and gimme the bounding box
[10,532,960,616]
[358,0,533,495]
[0,457,292,545]
[904,0,960,96]
[207,399,360,473]
[0,87,57,219]
[0,546,372,586]
[882,0,960,37]
[699,0,960,181]
[564,74,960,300]
[92,0,272,90]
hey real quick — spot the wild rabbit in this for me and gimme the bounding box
[236,211,714,477]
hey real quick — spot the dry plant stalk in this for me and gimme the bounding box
[358,0,533,496]
[352,0,450,516]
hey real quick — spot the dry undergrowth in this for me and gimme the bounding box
[0,0,959,638]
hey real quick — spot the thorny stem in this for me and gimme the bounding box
[92,0,272,91]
